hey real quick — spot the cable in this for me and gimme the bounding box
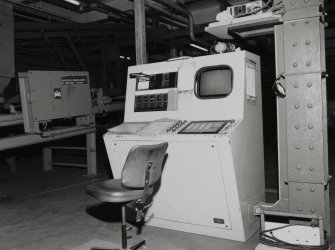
[272,74,286,98]
[259,225,330,250]
[238,0,273,17]
[272,0,286,15]
[237,0,286,17]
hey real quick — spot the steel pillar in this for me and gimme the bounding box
[134,0,147,64]
[0,2,15,78]
[270,0,330,234]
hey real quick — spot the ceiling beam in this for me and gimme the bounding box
[14,22,132,31]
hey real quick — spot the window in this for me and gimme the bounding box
[195,66,233,98]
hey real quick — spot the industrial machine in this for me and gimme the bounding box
[207,0,330,249]
[19,71,94,136]
[104,51,265,241]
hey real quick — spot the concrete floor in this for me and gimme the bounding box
[0,141,334,250]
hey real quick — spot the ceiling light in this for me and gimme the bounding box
[120,56,125,59]
[190,43,208,52]
[63,0,80,6]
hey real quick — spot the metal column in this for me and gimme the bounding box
[273,0,330,233]
[86,132,97,176]
[0,2,15,101]
[134,0,147,65]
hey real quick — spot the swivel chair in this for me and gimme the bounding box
[86,142,168,250]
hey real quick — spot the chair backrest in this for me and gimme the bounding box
[121,142,168,189]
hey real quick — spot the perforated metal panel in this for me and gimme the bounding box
[272,0,329,232]
[285,73,325,183]
[287,139,325,183]
[289,183,325,215]
[283,16,328,226]
[284,18,322,75]
[286,74,323,140]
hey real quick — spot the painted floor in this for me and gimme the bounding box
[0,141,334,250]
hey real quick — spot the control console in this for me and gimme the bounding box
[164,120,237,135]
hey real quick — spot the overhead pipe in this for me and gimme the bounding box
[79,3,134,24]
[152,0,211,49]
[81,2,185,29]
[145,0,188,26]
[5,0,72,23]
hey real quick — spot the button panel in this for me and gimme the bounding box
[166,120,187,134]
[134,93,168,112]
[164,120,237,135]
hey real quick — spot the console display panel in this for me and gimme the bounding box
[178,121,228,134]
[136,72,177,91]
[196,66,233,98]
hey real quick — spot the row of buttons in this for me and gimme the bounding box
[134,94,168,112]
[166,120,187,133]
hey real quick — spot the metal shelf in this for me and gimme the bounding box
[205,12,283,39]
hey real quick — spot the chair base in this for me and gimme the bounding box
[90,205,147,250]
[91,240,145,250]
[129,240,146,250]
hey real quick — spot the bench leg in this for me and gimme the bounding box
[86,132,97,176]
[43,147,52,171]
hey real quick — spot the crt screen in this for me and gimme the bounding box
[198,68,232,97]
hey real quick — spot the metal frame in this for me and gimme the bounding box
[205,0,330,246]
[43,132,97,176]
[261,0,330,232]
[0,126,96,152]
[259,210,325,246]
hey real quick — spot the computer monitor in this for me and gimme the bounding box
[196,66,233,98]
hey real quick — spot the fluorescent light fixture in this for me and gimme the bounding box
[190,43,208,52]
[120,56,125,59]
[63,0,80,5]
[127,57,131,60]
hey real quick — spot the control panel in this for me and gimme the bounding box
[131,71,178,113]
[179,121,228,134]
[134,72,178,91]
[162,120,238,135]
[135,93,168,112]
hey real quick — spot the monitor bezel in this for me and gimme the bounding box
[194,65,234,99]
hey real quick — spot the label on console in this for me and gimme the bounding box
[61,75,88,85]
[213,218,225,224]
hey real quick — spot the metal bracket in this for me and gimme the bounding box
[324,175,332,189]
[133,161,154,222]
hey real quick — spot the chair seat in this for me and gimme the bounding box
[86,179,144,203]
